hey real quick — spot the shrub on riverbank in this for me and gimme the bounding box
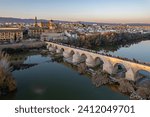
[2,48,28,54]
[58,32,150,49]
[0,51,16,96]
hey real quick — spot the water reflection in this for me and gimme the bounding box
[0,53,129,100]
[32,84,47,95]
[96,39,141,52]
[1,40,150,100]
[98,40,150,62]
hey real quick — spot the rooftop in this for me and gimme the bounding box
[0,28,23,32]
[0,28,20,30]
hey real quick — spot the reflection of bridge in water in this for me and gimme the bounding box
[46,42,150,81]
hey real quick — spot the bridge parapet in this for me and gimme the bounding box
[46,41,150,81]
[47,42,150,67]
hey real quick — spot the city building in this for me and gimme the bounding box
[41,32,66,41]
[0,28,23,42]
[64,30,78,39]
[28,27,45,38]
[40,20,57,30]
[34,16,38,27]
[28,17,58,38]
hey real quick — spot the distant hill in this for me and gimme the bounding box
[0,17,48,23]
[0,17,79,24]
[126,23,150,26]
[0,17,150,26]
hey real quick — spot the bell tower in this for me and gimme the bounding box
[49,19,56,29]
[34,16,38,27]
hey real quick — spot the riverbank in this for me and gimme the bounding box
[0,52,16,96]
[0,41,46,96]
[1,40,149,99]
[0,41,46,50]
[0,41,46,54]
[56,32,150,50]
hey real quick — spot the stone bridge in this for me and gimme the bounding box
[46,42,150,81]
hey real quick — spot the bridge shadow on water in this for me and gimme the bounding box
[51,53,150,100]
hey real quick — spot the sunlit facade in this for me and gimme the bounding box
[0,28,23,42]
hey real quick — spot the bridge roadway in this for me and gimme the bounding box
[46,42,150,81]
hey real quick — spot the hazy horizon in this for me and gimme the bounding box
[0,0,150,23]
[1,16,150,24]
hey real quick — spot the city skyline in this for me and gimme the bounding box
[0,0,150,23]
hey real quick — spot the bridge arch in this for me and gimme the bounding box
[46,44,52,49]
[94,57,104,68]
[60,48,65,52]
[86,55,96,67]
[69,50,75,56]
[63,49,75,59]
[56,47,64,54]
[135,70,150,81]
[49,44,52,47]
[80,53,87,62]
[53,45,58,50]
[48,44,56,52]
[112,63,127,78]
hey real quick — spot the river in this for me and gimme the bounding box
[1,40,150,100]
[99,40,150,62]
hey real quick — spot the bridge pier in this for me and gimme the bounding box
[72,53,82,63]
[56,48,63,54]
[86,56,96,67]
[63,51,73,58]
[103,61,114,74]
[125,68,136,81]
[46,45,50,49]
[49,47,56,52]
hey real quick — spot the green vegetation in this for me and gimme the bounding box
[2,48,29,54]
[58,32,150,50]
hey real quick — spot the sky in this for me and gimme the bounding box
[0,0,150,23]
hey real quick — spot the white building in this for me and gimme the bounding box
[64,30,78,39]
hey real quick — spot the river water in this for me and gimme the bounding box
[1,40,150,100]
[99,40,150,62]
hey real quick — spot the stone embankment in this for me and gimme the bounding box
[0,41,46,50]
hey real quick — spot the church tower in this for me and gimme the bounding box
[34,16,38,27]
[49,19,56,30]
